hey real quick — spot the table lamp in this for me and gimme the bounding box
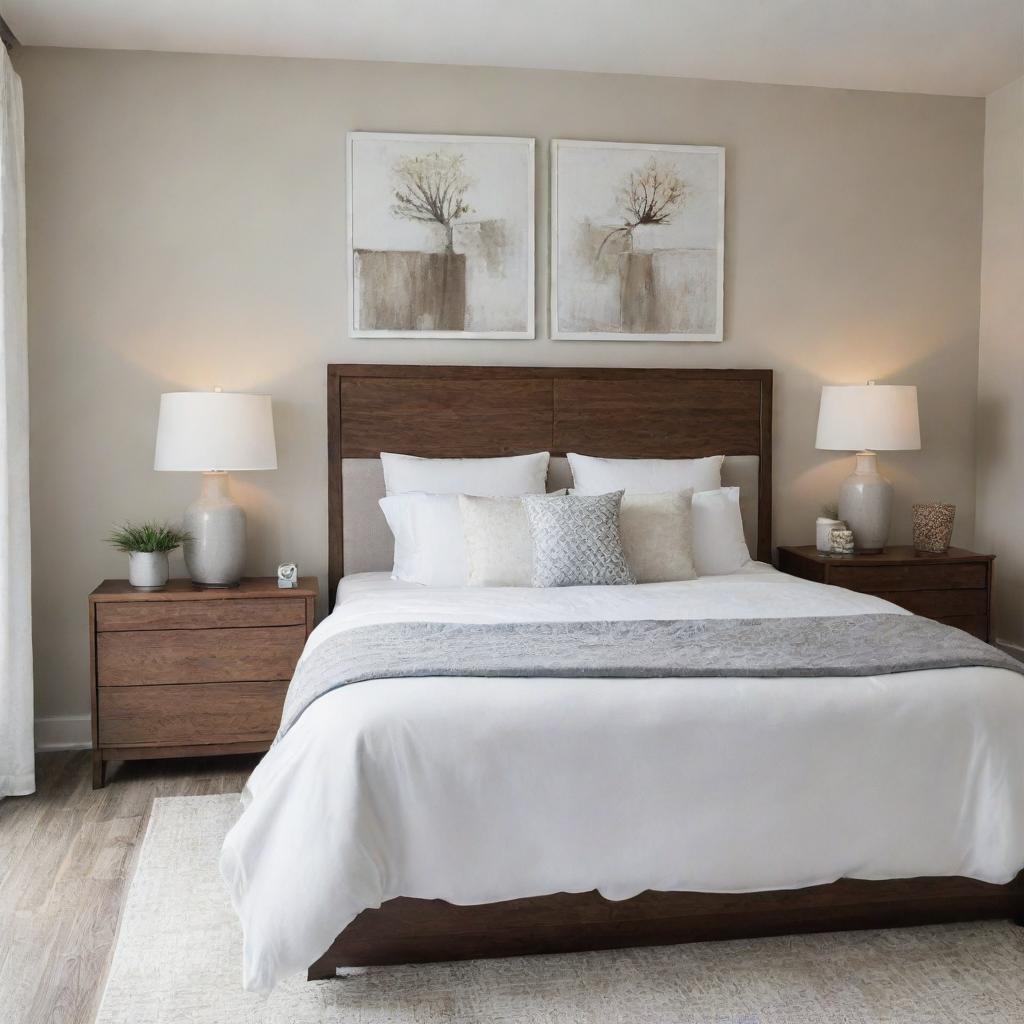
[154,389,277,586]
[815,382,920,553]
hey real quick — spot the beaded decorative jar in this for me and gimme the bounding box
[912,503,956,554]
[828,527,856,555]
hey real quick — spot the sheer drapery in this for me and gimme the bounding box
[0,47,33,798]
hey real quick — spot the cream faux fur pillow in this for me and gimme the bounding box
[618,490,697,583]
[458,494,535,587]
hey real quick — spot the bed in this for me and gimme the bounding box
[220,364,1024,993]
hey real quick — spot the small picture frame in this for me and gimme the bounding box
[277,563,298,589]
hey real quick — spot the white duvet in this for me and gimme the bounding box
[221,565,1024,992]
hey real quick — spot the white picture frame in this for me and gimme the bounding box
[348,132,535,339]
[550,139,725,342]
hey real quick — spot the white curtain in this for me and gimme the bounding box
[0,48,33,798]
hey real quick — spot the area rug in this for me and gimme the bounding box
[95,794,1024,1023]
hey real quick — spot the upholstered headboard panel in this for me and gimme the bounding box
[328,365,773,605]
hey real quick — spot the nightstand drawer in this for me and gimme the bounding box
[828,563,987,593]
[873,589,989,618]
[89,576,317,788]
[96,597,306,632]
[96,625,305,685]
[97,681,287,746]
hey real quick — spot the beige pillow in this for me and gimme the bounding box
[619,490,696,583]
[462,490,695,587]
[458,494,534,586]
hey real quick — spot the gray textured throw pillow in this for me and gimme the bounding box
[522,491,636,588]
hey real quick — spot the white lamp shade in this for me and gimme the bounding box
[154,392,277,471]
[815,384,920,452]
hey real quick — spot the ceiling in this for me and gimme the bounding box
[5,0,1022,98]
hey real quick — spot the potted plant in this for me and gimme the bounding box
[107,522,190,591]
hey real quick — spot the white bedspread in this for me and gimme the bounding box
[221,566,1024,992]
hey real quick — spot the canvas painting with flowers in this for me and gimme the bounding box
[551,139,725,341]
[348,132,535,339]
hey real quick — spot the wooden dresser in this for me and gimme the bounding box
[89,577,318,787]
[777,546,993,642]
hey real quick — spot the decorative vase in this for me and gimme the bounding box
[816,517,845,553]
[128,551,169,591]
[618,251,657,333]
[829,527,855,555]
[913,503,956,554]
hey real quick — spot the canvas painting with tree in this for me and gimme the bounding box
[551,140,725,341]
[348,133,535,338]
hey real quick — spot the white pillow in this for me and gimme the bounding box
[619,491,697,583]
[379,493,468,587]
[692,487,751,576]
[382,451,549,497]
[568,453,723,495]
[459,495,534,587]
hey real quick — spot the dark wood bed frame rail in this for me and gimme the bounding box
[309,876,1024,977]
[317,362,1023,978]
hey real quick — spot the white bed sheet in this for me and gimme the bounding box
[221,566,1024,992]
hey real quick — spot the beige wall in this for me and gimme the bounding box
[976,77,1024,650]
[15,47,985,725]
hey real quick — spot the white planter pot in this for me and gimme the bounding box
[128,551,169,590]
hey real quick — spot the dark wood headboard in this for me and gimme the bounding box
[328,364,773,600]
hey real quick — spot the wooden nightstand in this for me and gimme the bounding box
[777,546,993,643]
[88,577,318,788]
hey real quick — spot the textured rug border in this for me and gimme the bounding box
[92,794,240,1024]
[92,794,1024,1024]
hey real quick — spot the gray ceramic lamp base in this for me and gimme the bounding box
[837,452,893,553]
[183,472,247,587]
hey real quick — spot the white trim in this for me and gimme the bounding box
[550,138,725,342]
[347,131,536,340]
[35,714,91,751]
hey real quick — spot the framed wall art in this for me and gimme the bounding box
[551,139,725,341]
[348,132,535,339]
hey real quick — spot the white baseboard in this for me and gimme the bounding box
[35,714,91,751]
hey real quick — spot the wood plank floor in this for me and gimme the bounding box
[0,750,257,1024]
